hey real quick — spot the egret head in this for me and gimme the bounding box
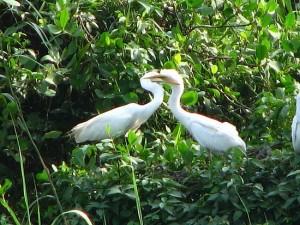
[141,69,183,86]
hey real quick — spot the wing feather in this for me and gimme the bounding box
[71,103,143,143]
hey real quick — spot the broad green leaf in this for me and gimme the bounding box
[266,0,278,13]
[99,32,111,47]
[182,91,198,106]
[285,13,295,29]
[6,101,18,114]
[128,130,138,145]
[43,130,62,139]
[172,53,181,65]
[198,5,214,16]
[261,14,272,27]
[186,0,204,8]
[115,38,124,49]
[164,60,176,69]
[261,38,271,50]
[107,185,122,195]
[36,170,49,182]
[210,64,218,74]
[59,8,70,29]
[122,92,139,103]
[256,44,268,60]
[1,0,20,6]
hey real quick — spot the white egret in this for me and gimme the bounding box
[292,94,300,153]
[143,69,246,153]
[70,70,164,143]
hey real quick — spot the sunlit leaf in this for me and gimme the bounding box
[99,32,111,47]
[285,13,295,29]
[172,53,181,65]
[267,0,278,13]
[59,8,70,29]
[0,179,12,195]
[210,64,218,74]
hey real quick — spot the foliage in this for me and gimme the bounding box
[0,0,300,224]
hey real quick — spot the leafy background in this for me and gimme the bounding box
[1,0,300,224]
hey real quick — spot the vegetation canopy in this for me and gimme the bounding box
[0,0,300,224]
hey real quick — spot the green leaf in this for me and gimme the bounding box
[210,64,218,74]
[122,92,139,103]
[266,0,278,13]
[186,0,204,8]
[0,179,12,195]
[182,91,198,106]
[233,210,243,221]
[285,13,295,29]
[198,5,214,16]
[256,44,268,60]
[115,38,124,49]
[1,0,20,6]
[99,32,111,47]
[36,170,49,182]
[47,24,62,34]
[172,53,181,65]
[128,130,138,145]
[59,8,70,29]
[163,60,176,69]
[6,101,18,114]
[261,14,272,27]
[43,131,62,139]
[107,185,122,195]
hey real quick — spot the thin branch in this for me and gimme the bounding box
[189,22,252,31]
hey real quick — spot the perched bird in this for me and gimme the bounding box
[70,70,164,143]
[143,69,246,153]
[292,94,300,153]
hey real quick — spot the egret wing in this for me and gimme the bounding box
[71,103,142,143]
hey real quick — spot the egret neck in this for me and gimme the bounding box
[140,78,164,118]
[296,95,300,118]
[167,83,188,123]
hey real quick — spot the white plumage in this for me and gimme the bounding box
[143,69,246,153]
[71,71,164,143]
[292,94,300,153]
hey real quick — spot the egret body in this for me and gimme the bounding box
[71,71,164,143]
[292,94,300,153]
[143,69,246,153]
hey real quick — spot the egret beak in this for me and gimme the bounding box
[142,71,181,85]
